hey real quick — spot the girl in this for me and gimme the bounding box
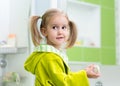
[24,8,100,86]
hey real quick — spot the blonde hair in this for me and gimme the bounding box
[30,8,77,48]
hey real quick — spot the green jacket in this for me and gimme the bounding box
[24,45,89,86]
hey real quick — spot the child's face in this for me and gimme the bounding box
[45,14,70,49]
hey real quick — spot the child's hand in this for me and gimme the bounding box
[85,64,101,78]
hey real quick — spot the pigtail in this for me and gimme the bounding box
[30,16,42,46]
[67,21,77,48]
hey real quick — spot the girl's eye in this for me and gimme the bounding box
[62,26,67,30]
[52,26,58,30]
[51,25,68,31]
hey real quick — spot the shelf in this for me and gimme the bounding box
[68,0,100,9]
[0,47,17,54]
[0,47,27,54]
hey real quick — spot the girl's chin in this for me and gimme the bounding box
[59,43,66,48]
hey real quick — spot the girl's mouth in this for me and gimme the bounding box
[56,37,64,39]
[56,37,63,39]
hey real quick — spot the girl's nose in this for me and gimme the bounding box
[57,28,63,34]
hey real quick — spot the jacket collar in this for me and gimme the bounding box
[34,44,68,64]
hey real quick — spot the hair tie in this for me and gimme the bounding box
[39,16,42,19]
[37,16,47,44]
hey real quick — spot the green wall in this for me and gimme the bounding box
[67,0,116,65]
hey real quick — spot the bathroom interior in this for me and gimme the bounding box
[0,0,120,86]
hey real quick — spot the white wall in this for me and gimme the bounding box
[9,0,31,47]
[116,0,120,65]
[0,0,10,41]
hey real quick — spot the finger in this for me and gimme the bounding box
[89,70,101,78]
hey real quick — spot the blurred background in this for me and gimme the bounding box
[0,0,120,86]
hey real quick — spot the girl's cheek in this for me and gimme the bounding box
[66,32,70,40]
[67,31,70,37]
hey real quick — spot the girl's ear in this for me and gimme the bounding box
[41,28,47,36]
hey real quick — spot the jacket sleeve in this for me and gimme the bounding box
[40,53,90,86]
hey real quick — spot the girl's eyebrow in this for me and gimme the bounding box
[52,24,68,26]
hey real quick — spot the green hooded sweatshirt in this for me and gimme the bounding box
[24,44,89,86]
